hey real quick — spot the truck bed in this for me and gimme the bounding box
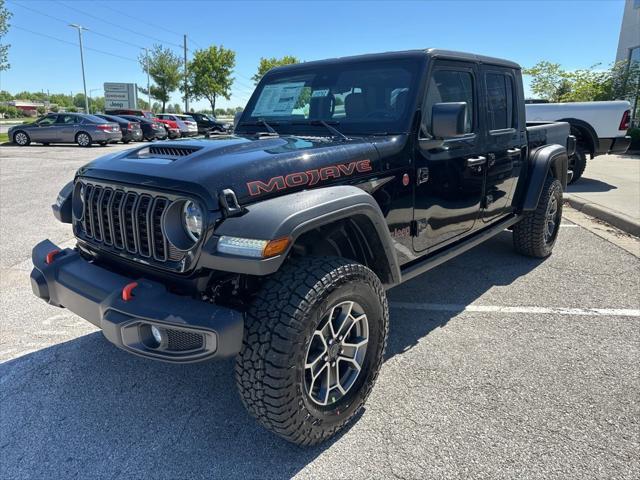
[526,121,572,151]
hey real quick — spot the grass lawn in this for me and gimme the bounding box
[0,132,9,144]
[0,117,34,124]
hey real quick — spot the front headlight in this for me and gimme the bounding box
[183,200,203,241]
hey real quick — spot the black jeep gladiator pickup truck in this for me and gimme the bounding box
[31,49,574,445]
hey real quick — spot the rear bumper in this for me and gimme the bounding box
[597,136,631,155]
[30,239,244,363]
[93,131,122,142]
[123,130,143,142]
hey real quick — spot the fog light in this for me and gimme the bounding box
[151,325,164,344]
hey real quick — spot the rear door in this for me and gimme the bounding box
[480,67,526,222]
[413,61,486,252]
[55,114,80,142]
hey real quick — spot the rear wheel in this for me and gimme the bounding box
[513,175,563,258]
[235,256,388,446]
[13,131,30,146]
[568,147,587,184]
[76,132,92,147]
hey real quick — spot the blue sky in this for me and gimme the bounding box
[1,0,627,110]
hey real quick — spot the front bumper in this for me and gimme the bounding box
[30,239,244,363]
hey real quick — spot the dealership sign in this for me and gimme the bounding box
[104,83,138,109]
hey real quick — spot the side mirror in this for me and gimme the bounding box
[431,102,467,139]
[233,111,243,130]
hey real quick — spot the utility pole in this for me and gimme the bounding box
[142,47,151,111]
[69,24,89,114]
[183,34,189,112]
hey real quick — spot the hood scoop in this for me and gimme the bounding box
[127,145,203,162]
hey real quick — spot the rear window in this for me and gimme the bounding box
[82,114,111,124]
[485,73,515,130]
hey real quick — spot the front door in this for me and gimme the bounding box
[29,114,58,142]
[480,68,525,222]
[413,63,486,252]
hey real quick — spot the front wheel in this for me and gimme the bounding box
[76,132,92,147]
[235,257,388,446]
[513,176,563,258]
[13,131,30,146]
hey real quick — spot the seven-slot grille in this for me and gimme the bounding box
[78,182,173,262]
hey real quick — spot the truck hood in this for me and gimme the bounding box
[77,135,384,210]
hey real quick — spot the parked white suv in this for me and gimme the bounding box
[526,100,631,183]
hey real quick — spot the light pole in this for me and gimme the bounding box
[69,24,89,114]
[142,47,151,111]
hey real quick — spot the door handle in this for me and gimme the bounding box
[506,147,521,157]
[466,156,487,167]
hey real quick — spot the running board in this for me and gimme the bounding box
[398,215,522,285]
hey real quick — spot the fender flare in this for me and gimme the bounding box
[522,144,568,211]
[200,185,401,286]
[557,118,599,155]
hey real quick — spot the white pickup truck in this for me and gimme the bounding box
[526,100,632,183]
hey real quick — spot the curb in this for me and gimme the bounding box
[564,193,640,237]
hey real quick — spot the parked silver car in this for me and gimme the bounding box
[155,113,198,137]
[8,113,122,147]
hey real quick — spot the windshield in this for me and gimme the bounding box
[237,58,422,136]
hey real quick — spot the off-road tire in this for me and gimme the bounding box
[568,147,587,184]
[75,132,92,147]
[235,256,388,446]
[13,131,30,146]
[513,176,563,258]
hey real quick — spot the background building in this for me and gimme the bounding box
[617,0,640,124]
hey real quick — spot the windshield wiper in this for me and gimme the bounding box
[239,119,279,135]
[292,120,349,141]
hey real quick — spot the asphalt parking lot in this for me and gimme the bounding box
[1,143,639,479]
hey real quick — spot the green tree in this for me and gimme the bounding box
[524,60,640,104]
[0,0,11,71]
[186,45,235,112]
[0,89,11,101]
[136,98,149,110]
[36,105,45,115]
[523,61,569,102]
[49,93,72,107]
[91,96,105,113]
[73,93,87,109]
[252,55,299,84]
[139,44,182,113]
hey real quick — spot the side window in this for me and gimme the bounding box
[37,115,57,126]
[423,69,474,135]
[56,114,77,124]
[485,73,515,131]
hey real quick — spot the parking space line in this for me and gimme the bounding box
[390,302,640,317]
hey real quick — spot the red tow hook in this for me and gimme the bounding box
[45,249,61,265]
[122,282,138,302]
